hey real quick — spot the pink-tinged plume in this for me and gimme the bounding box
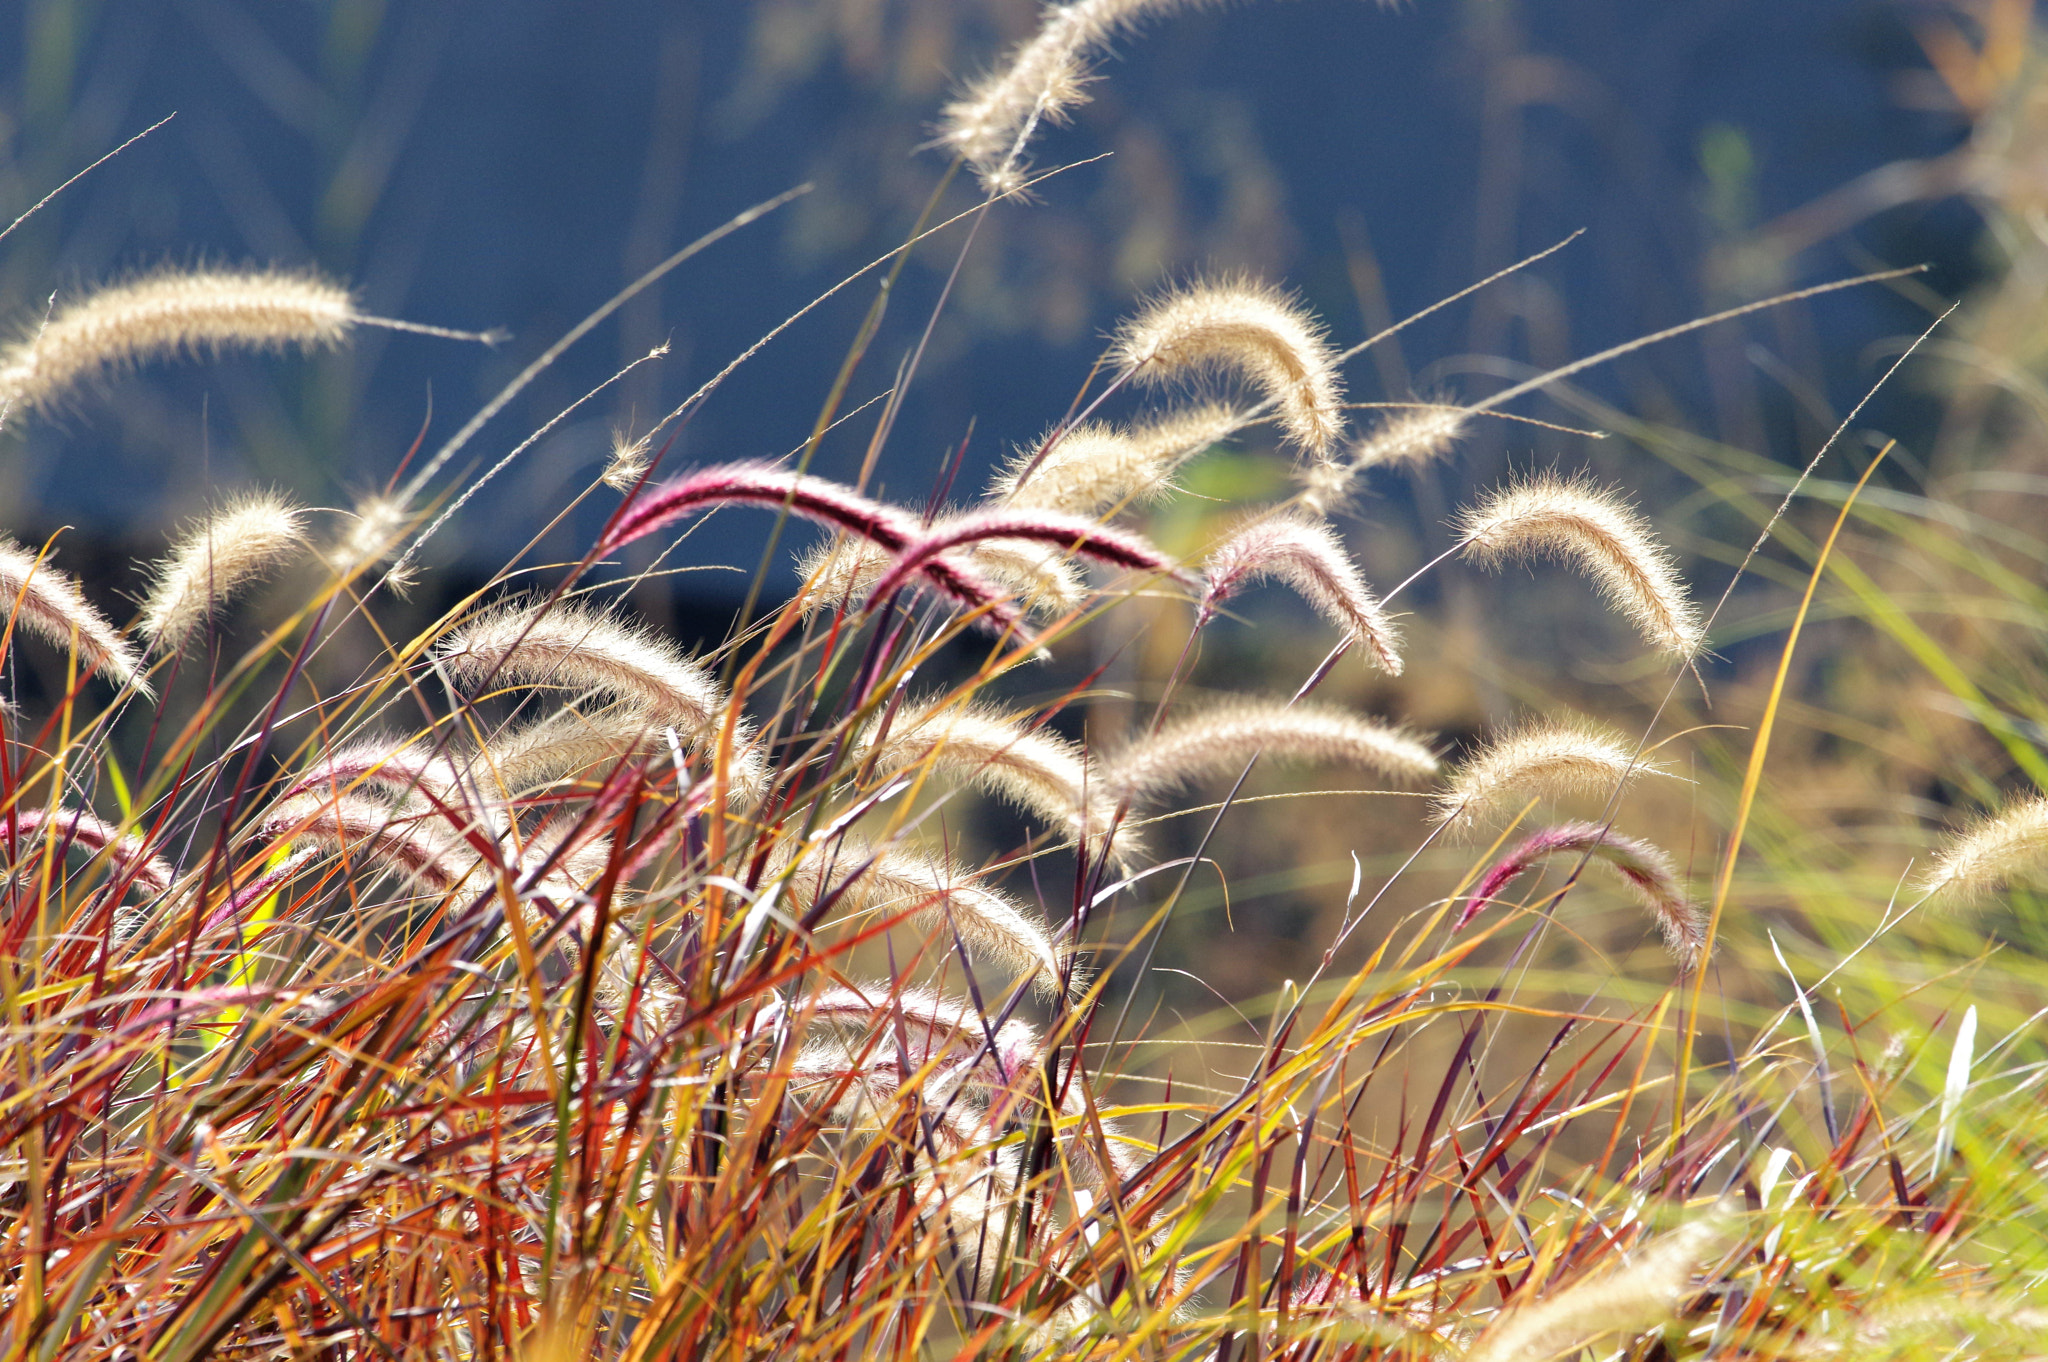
[602,462,1023,634]
[866,507,1192,604]
[1454,821,1701,970]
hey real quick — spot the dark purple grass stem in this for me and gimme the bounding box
[866,508,1192,606]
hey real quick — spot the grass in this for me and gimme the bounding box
[2,3,2047,1359]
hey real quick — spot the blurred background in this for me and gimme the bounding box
[3,0,2033,1002]
[0,0,1972,570]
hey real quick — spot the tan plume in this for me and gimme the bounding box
[1436,721,1670,831]
[1919,794,2048,907]
[0,267,497,415]
[858,700,1118,858]
[1457,475,1704,657]
[991,403,1247,515]
[437,599,764,799]
[1106,697,1436,804]
[0,539,148,694]
[603,426,655,492]
[328,495,418,597]
[1109,277,1345,456]
[938,0,1197,194]
[138,492,306,651]
[773,838,1070,997]
[1468,1211,1732,1362]
[481,707,666,799]
[1200,514,1402,673]
[1299,403,1469,514]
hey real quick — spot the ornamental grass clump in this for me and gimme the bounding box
[1,3,2041,1358]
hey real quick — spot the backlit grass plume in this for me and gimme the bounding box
[1109,277,1346,457]
[0,267,498,415]
[938,0,1199,193]
[1105,696,1437,804]
[0,537,147,693]
[773,837,1070,997]
[1454,820,1701,969]
[1200,512,1403,672]
[796,535,1086,621]
[1435,720,1667,831]
[1468,1211,1733,1362]
[992,403,1247,515]
[4,805,173,897]
[604,461,1025,634]
[1300,402,1469,513]
[137,492,306,652]
[1919,793,2048,906]
[435,598,764,799]
[1457,474,1705,657]
[858,698,1115,858]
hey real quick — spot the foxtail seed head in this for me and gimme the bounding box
[0,538,148,695]
[1435,721,1669,832]
[139,492,306,652]
[1459,821,1701,970]
[1201,514,1402,673]
[993,403,1248,515]
[1457,475,1704,658]
[0,266,495,416]
[1106,697,1437,804]
[1109,278,1345,457]
[1919,794,2048,907]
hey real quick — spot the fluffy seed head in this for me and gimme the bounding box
[774,838,1070,997]
[1109,278,1345,456]
[481,707,669,800]
[859,699,1120,859]
[138,492,306,651]
[606,462,1026,636]
[1458,821,1701,970]
[0,268,357,414]
[439,599,725,732]
[0,539,148,694]
[868,507,1188,605]
[1919,794,2048,907]
[992,403,1247,515]
[1468,1211,1733,1362]
[436,599,765,799]
[282,736,470,817]
[794,536,1084,622]
[1299,403,1470,514]
[1458,475,1704,658]
[1436,721,1669,831]
[5,805,174,896]
[262,794,478,895]
[329,495,418,596]
[1202,514,1402,673]
[603,427,655,492]
[937,0,1193,193]
[1106,697,1437,804]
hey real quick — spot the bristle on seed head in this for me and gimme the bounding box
[139,492,306,652]
[1436,721,1671,832]
[1108,278,1345,457]
[1457,474,1704,658]
[0,539,148,695]
[1201,514,1402,673]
